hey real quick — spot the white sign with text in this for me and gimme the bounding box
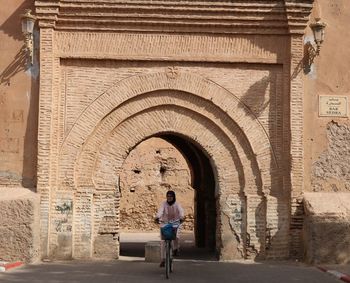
[319,95,348,117]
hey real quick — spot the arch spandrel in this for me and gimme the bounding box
[59,72,278,191]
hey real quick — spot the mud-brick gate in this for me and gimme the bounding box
[35,1,313,260]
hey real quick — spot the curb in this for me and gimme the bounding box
[318,266,350,283]
[0,261,24,272]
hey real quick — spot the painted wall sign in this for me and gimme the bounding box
[54,199,73,233]
[319,95,348,117]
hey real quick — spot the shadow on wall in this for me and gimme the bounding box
[0,1,33,40]
[0,0,35,84]
[238,76,270,119]
[0,47,27,86]
[22,56,39,190]
[304,216,350,264]
[236,71,290,260]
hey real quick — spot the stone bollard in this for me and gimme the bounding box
[0,188,40,263]
[145,241,161,262]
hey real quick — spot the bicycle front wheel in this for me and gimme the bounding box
[165,240,171,279]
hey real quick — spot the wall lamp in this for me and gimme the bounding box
[21,9,36,65]
[304,17,326,73]
[309,18,326,55]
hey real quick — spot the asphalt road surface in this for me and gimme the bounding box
[0,232,339,283]
[0,259,340,283]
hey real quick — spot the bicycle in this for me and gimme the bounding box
[160,219,181,279]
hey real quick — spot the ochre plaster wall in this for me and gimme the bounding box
[0,0,40,263]
[0,0,38,189]
[303,0,350,264]
[304,0,350,193]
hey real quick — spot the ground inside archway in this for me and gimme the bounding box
[119,231,217,261]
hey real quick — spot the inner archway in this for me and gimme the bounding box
[160,134,216,250]
[119,137,194,233]
[119,134,217,260]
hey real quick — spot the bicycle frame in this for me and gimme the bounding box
[160,220,180,279]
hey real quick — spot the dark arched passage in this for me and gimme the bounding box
[160,134,216,251]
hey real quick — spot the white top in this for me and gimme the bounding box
[156,201,184,223]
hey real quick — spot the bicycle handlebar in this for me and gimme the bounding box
[155,217,184,225]
[159,219,181,224]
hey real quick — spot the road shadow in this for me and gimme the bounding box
[120,231,217,261]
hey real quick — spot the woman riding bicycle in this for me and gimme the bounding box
[154,190,184,267]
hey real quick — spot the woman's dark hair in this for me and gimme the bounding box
[166,190,176,205]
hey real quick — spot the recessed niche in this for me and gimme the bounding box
[160,166,166,174]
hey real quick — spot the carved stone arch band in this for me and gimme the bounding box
[59,72,279,195]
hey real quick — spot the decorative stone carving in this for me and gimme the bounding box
[36,1,313,34]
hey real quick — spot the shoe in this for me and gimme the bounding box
[159,261,165,267]
[173,249,179,257]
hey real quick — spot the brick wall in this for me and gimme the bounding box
[35,1,310,260]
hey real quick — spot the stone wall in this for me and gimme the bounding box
[119,137,194,231]
[0,188,40,263]
[312,122,350,192]
[303,193,350,264]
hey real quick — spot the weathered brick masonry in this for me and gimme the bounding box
[119,137,194,232]
[33,0,314,260]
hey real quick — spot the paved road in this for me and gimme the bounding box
[0,233,340,283]
[0,259,339,283]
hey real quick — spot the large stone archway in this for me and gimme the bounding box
[35,0,314,261]
[50,72,278,258]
